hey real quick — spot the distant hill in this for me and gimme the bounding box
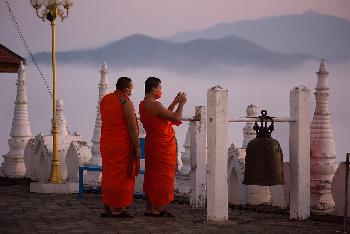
[170,11,350,62]
[34,34,315,73]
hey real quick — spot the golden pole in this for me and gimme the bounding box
[49,8,63,183]
[30,1,73,183]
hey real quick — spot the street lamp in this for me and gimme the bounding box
[30,0,73,183]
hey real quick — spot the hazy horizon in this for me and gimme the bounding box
[1,60,349,165]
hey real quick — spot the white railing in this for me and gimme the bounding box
[229,117,294,123]
[185,85,311,222]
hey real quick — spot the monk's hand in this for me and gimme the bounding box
[178,92,187,104]
[133,147,141,159]
[173,92,181,104]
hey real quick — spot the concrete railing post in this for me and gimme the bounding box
[190,106,207,208]
[289,85,310,220]
[207,86,229,222]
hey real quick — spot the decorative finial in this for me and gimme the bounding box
[101,62,108,73]
[246,104,257,117]
[317,59,329,75]
[253,110,274,137]
[54,99,69,136]
[57,99,64,109]
[210,85,224,91]
[18,61,25,72]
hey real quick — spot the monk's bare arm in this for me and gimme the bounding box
[150,101,185,122]
[168,92,180,111]
[168,100,177,112]
[123,100,140,152]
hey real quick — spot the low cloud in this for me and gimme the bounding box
[1,61,349,164]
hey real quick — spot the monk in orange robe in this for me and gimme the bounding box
[100,77,140,218]
[139,77,187,217]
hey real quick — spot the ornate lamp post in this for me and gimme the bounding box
[29,0,73,183]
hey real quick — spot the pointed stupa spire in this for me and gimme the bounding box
[1,62,32,177]
[180,127,191,174]
[56,99,69,136]
[84,63,110,186]
[310,59,337,214]
[50,99,69,136]
[315,59,330,90]
[88,62,109,165]
[317,59,329,75]
[242,104,257,149]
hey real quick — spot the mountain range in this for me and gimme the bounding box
[34,34,316,73]
[34,11,349,73]
[170,11,350,61]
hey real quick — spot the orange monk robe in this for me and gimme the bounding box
[139,101,181,207]
[100,91,138,208]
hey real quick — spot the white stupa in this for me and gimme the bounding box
[84,62,109,186]
[0,62,32,178]
[310,60,338,214]
[26,99,83,193]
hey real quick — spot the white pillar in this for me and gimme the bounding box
[1,62,32,178]
[207,86,228,222]
[84,63,109,186]
[190,106,207,208]
[289,85,310,220]
[310,60,338,214]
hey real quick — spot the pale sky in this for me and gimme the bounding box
[1,0,350,54]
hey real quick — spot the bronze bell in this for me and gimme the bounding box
[243,110,285,186]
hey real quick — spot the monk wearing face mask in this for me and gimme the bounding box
[139,77,187,217]
[100,76,140,218]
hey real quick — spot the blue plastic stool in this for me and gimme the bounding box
[78,165,102,198]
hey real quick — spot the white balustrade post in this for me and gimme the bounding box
[289,85,310,220]
[1,62,32,178]
[207,86,229,222]
[190,106,207,208]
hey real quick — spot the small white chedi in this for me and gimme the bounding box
[0,62,32,178]
[25,99,83,193]
[175,128,191,196]
[331,162,350,216]
[83,62,109,186]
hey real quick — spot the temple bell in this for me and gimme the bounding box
[243,110,285,186]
